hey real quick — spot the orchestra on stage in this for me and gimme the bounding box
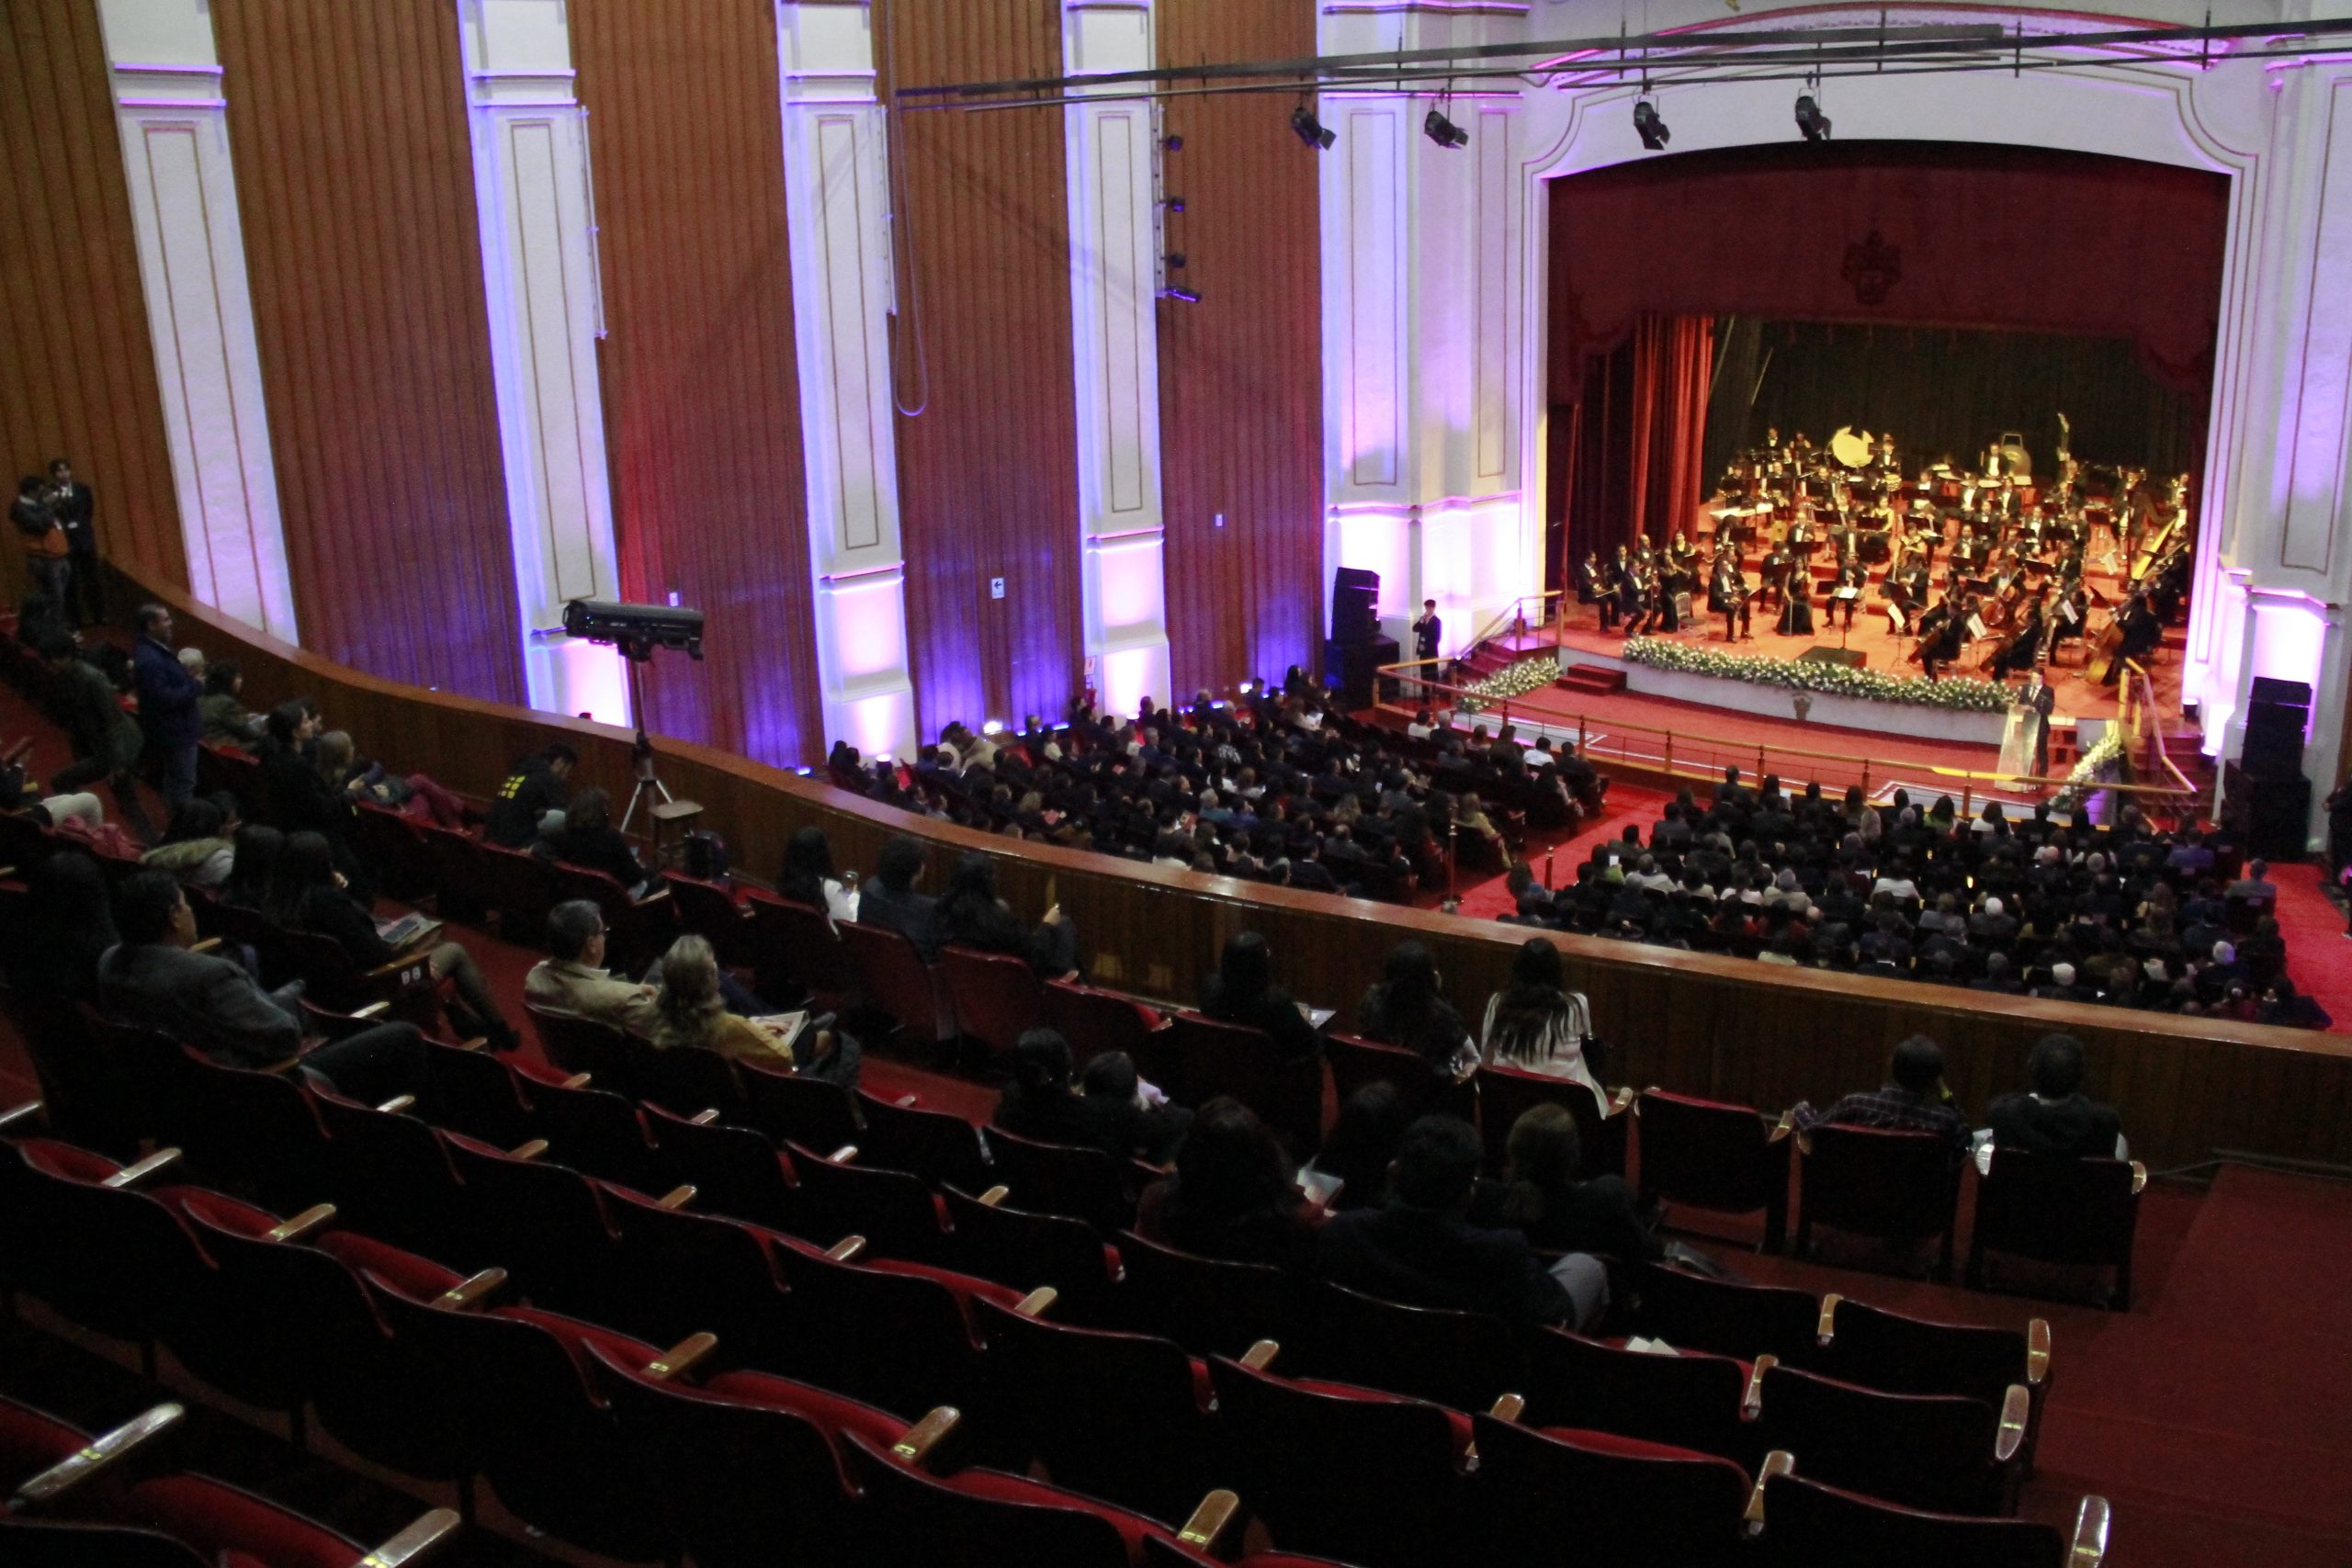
[1572,416,2193,693]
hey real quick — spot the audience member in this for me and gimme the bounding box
[1790,1033,1970,1153]
[1197,930,1324,1062]
[41,633,155,841]
[486,743,577,848]
[777,826,859,923]
[97,870,422,1101]
[1470,1102,1663,1261]
[1079,1050,1189,1165]
[538,786,650,897]
[1136,1098,1321,1268]
[1317,1113,1604,1328]
[6,852,116,1006]
[218,824,282,912]
[525,898,659,1034]
[1356,940,1475,1077]
[648,933,856,1084]
[141,797,236,888]
[859,833,941,959]
[131,604,202,808]
[993,1029,1097,1146]
[1984,1032,2125,1160]
[931,852,1077,977]
[1298,1082,1412,1213]
[1477,937,1601,1109]
[198,660,266,748]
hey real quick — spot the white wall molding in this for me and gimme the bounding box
[1064,0,1171,716]
[778,0,919,761]
[95,0,298,642]
[457,0,627,724]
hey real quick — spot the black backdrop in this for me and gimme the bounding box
[1704,318,2206,484]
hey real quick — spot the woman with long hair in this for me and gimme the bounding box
[540,785,650,895]
[931,852,1077,977]
[218,824,283,913]
[776,826,858,923]
[1478,937,1603,1112]
[141,796,236,888]
[1136,1097,1321,1267]
[649,933,859,1083]
[1357,939,1475,1077]
[1197,929,1323,1062]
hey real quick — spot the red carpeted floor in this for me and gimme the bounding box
[2267,863,2352,1032]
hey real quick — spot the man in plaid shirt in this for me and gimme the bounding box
[1790,1034,1971,1156]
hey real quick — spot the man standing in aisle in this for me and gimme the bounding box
[48,459,98,626]
[132,604,203,809]
[1412,598,1442,701]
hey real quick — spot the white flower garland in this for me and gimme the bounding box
[1620,637,2014,713]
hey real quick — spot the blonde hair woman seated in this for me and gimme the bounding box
[649,933,860,1086]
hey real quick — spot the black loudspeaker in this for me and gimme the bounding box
[1331,568,1380,647]
[2222,763,2311,862]
[2241,716,2305,781]
[2248,676,2312,707]
[1326,636,1401,709]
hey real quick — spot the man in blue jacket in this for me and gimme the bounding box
[132,603,202,807]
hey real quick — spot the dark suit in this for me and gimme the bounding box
[97,941,423,1102]
[858,880,941,962]
[1987,1092,2122,1160]
[1317,1202,1574,1326]
[133,635,202,805]
[50,480,99,623]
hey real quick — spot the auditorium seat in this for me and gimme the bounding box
[639,1101,805,1232]
[1206,1348,1467,1568]
[1753,1463,2109,1568]
[1325,1032,1452,1122]
[157,1188,345,1429]
[1794,1123,1962,1277]
[1114,1229,1298,1359]
[986,1123,1136,1234]
[970,1292,1214,1525]
[1634,1089,1795,1250]
[504,1059,665,1194]
[351,801,435,903]
[1160,1012,1324,1157]
[833,915,950,1045]
[1468,1409,1759,1568]
[943,1185,1124,1324]
[1476,1063,1632,1179]
[0,1137,209,1370]
[1042,976,1166,1072]
[766,1234,1024,1420]
[594,1181,807,1367]
[662,870,756,969]
[1520,1325,1758,1465]
[734,1053,863,1152]
[1747,1360,2028,1515]
[418,1037,537,1150]
[0,1393,460,1568]
[747,891,856,1012]
[548,860,676,977]
[276,926,443,1031]
[1631,1261,1822,1365]
[1285,1280,1520,1415]
[784,1142,955,1263]
[525,1003,646,1097]
[1968,1147,2147,1311]
[1814,1294,2052,1472]
[0,981,137,1155]
[938,942,1051,1062]
[415,821,493,924]
[170,1049,339,1210]
[637,1039,746,1118]
[477,840,558,945]
[306,1084,467,1257]
[856,1088,993,1192]
[436,1132,629,1319]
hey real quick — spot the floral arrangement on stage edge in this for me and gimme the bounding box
[1455,655,1561,713]
[2052,725,2130,813]
[1620,637,2015,714]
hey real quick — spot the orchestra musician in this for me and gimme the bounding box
[1668,529,1698,573]
[1612,547,1645,636]
[1776,560,1816,637]
[1826,557,1868,631]
[1759,538,1794,612]
[1577,550,1615,630]
[1987,588,2049,680]
[1710,547,1753,641]
[2098,588,2163,686]
[1914,592,1976,682]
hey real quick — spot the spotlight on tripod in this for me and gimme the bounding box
[561,599,706,833]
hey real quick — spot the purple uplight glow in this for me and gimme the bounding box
[2249,592,2329,735]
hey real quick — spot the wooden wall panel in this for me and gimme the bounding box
[879,0,1084,735]
[212,0,522,704]
[130,549,2352,1178]
[0,0,189,595]
[571,0,824,770]
[1156,0,1326,693]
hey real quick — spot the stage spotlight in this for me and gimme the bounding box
[1160,285,1202,304]
[1633,99,1670,151]
[1795,93,1832,141]
[1165,251,1188,270]
[1423,105,1469,149]
[1291,106,1335,150]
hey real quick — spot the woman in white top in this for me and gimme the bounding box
[1478,937,1606,1115]
[776,826,860,925]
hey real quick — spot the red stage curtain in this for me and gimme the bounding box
[1558,314,1713,576]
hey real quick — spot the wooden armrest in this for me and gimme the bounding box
[559,1071,592,1090]
[2070,1495,2111,1566]
[266,1202,337,1244]
[827,1144,857,1164]
[1014,1287,1057,1318]
[1606,1086,1635,1114]
[436,1269,506,1310]
[978,1185,1010,1207]
[1743,1450,1796,1529]
[1816,1292,1842,1344]
[656,1184,696,1211]
[1239,1339,1280,1371]
[103,1148,182,1189]
[827,1235,867,1262]
[1742,1353,1779,1419]
[895,1093,919,1108]
[189,937,222,955]
[1994,1383,2032,1464]
[447,1036,488,1053]
[891,1406,960,1464]
[1176,1490,1241,1550]
[636,886,673,906]
[1487,1393,1525,1423]
[350,1000,391,1021]
[644,1332,718,1381]
[1767,1112,1794,1144]
[263,1055,305,1075]
[689,1108,721,1125]
[13,1403,183,1505]
[376,1094,416,1114]
[507,1138,549,1160]
[2129,1160,2147,1195]
[2027,1319,2052,1386]
[351,1507,462,1568]
[0,1098,44,1133]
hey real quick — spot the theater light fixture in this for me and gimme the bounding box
[1160,285,1202,304]
[1633,98,1669,151]
[1162,133,1183,152]
[1794,92,1832,141]
[1164,196,1186,213]
[1165,251,1188,270]
[1291,105,1335,150]
[1423,104,1468,149]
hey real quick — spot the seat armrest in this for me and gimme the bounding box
[351,1507,463,1568]
[1768,1112,1794,1143]
[2070,1495,2111,1566]
[978,1185,1009,1207]
[351,1001,391,1021]
[1742,1353,1779,1419]
[2129,1160,2147,1195]
[1177,1490,1241,1550]
[1239,1339,1281,1371]
[1743,1450,1796,1529]
[1014,1287,1057,1318]
[689,1109,721,1125]
[0,1098,44,1133]
[560,1071,592,1090]
[892,1406,961,1465]
[507,1139,549,1161]
[656,1184,696,1211]
[190,937,222,955]
[1994,1383,2032,1464]
[2027,1319,2052,1386]
[436,1269,507,1310]
[12,1403,184,1505]
[827,1235,867,1262]
[1606,1086,1635,1115]
[102,1148,183,1189]
[266,1202,338,1244]
[376,1094,416,1114]
[827,1144,858,1164]
[1816,1292,1842,1346]
[1487,1393,1525,1423]
[645,1332,718,1381]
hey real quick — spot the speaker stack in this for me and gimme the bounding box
[1325,568,1400,709]
[2222,675,2312,861]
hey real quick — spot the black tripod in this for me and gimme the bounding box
[618,649,673,835]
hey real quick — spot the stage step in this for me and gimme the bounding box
[1557,664,1627,694]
